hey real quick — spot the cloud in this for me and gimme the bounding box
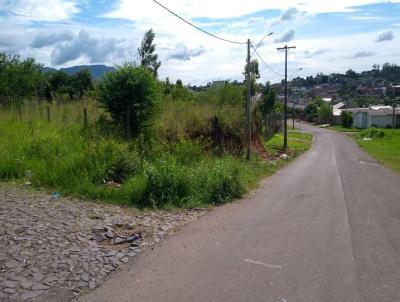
[281,7,300,21]
[0,0,80,22]
[51,30,124,65]
[104,0,400,19]
[375,30,394,42]
[350,51,375,58]
[167,44,206,61]
[274,28,296,43]
[302,48,330,58]
[31,31,74,48]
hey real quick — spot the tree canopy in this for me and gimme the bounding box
[138,29,161,77]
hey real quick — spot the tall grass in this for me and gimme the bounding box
[0,100,307,209]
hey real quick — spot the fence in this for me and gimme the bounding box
[263,112,283,140]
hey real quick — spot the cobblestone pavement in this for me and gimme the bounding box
[0,184,207,301]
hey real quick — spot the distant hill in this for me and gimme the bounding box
[43,65,116,79]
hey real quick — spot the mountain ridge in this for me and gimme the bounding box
[43,65,116,79]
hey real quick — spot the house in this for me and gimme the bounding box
[348,107,400,128]
[332,101,356,124]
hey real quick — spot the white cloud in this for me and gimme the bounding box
[274,28,296,43]
[51,30,125,65]
[349,51,375,58]
[105,0,400,20]
[0,0,80,21]
[375,30,394,42]
[31,31,74,48]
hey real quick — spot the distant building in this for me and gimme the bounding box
[348,107,400,128]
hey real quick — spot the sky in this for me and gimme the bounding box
[0,0,399,84]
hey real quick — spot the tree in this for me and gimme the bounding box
[72,68,93,98]
[259,82,276,119]
[48,71,71,99]
[99,63,159,137]
[243,59,260,96]
[138,29,161,77]
[304,102,319,122]
[341,111,353,128]
[164,77,172,95]
[0,53,44,105]
[318,102,332,124]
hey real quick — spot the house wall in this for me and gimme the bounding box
[353,112,365,128]
[369,116,393,128]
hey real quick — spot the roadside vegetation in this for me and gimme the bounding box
[264,130,313,156]
[0,29,313,209]
[326,125,360,132]
[354,128,400,173]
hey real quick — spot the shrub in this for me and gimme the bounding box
[98,63,159,137]
[198,159,245,205]
[107,151,141,183]
[341,111,353,128]
[142,159,192,208]
[361,128,385,139]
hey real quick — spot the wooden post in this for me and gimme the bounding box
[126,107,132,139]
[47,106,51,122]
[83,108,88,129]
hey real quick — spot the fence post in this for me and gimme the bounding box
[47,106,51,122]
[83,108,88,129]
[126,106,132,139]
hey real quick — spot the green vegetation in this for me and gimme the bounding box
[341,110,354,128]
[304,97,332,124]
[318,101,333,124]
[264,130,313,156]
[0,29,313,210]
[138,29,161,77]
[98,64,159,137]
[0,52,94,106]
[354,129,400,173]
[0,101,299,209]
[292,63,400,104]
[326,125,360,133]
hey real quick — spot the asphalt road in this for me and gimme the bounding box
[80,124,400,302]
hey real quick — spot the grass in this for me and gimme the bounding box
[325,125,360,133]
[264,130,313,156]
[0,101,312,209]
[354,128,400,174]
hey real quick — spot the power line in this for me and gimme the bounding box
[152,0,247,45]
[250,32,273,58]
[250,44,284,77]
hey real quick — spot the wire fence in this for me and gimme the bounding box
[263,112,283,140]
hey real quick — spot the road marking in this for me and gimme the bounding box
[244,258,282,269]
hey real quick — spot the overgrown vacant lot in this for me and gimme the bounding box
[354,128,400,173]
[0,101,313,209]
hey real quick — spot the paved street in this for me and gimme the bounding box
[81,124,400,302]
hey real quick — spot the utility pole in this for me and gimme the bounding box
[393,85,396,129]
[246,39,251,160]
[277,45,296,150]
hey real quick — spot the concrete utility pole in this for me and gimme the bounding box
[277,45,296,150]
[246,39,252,160]
[392,86,397,129]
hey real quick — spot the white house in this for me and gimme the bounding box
[348,107,400,128]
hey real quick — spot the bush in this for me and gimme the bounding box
[98,63,159,137]
[142,158,192,208]
[341,111,353,128]
[361,128,385,139]
[202,161,244,204]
